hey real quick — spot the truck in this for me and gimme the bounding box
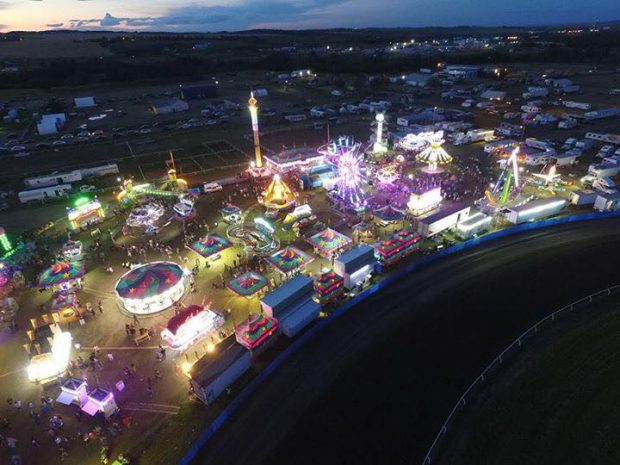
[18,184,72,203]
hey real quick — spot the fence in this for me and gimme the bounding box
[179,210,620,465]
[422,284,620,464]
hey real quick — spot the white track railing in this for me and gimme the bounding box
[422,284,620,465]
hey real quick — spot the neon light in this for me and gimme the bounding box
[0,229,12,253]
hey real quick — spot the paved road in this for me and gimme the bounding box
[193,219,620,465]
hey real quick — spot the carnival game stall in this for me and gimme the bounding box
[81,388,118,419]
[352,222,375,241]
[374,227,422,267]
[189,234,231,259]
[161,305,225,351]
[56,378,88,406]
[227,271,269,298]
[234,313,279,357]
[306,228,352,259]
[61,241,83,261]
[265,246,314,275]
[115,262,188,315]
[313,270,345,305]
[373,205,406,226]
[39,261,85,294]
[67,197,105,231]
[51,293,78,319]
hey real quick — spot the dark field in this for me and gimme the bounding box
[437,297,620,465]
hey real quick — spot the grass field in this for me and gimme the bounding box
[436,297,620,465]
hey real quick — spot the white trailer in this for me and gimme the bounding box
[18,184,72,203]
[455,211,491,240]
[24,170,82,189]
[569,190,598,206]
[416,204,471,237]
[593,192,620,212]
[584,108,620,121]
[506,197,566,224]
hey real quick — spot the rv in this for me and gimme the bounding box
[19,184,72,203]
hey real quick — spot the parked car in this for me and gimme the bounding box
[203,182,223,193]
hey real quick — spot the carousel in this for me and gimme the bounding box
[114,262,188,315]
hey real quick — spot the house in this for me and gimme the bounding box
[74,97,96,108]
[150,98,189,115]
[36,113,66,135]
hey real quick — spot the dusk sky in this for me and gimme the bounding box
[0,0,618,32]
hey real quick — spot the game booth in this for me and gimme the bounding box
[227,271,269,299]
[306,228,352,259]
[374,227,422,268]
[56,378,88,407]
[67,197,105,231]
[189,234,231,260]
[373,205,406,226]
[235,313,279,358]
[313,270,345,306]
[51,293,79,320]
[39,261,85,294]
[115,262,189,315]
[61,241,83,261]
[160,305,225,351]
[81,387,118,419]
[265,246,314,276]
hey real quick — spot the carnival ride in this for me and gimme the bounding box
[484,147,521,209]
[260,174,296,210]
[330,139,368,211]
[114,262,188,315]
[124,200,172,236]
[227,222,280,256]
[416,131,453,174]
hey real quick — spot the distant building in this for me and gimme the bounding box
[74,97,96,108]
[150,98,189,115]
[404,73,433,88]
[179,83,218,100]
[36,113,66,135]
[445,65,479,78]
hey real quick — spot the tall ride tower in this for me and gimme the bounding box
[248,92,263,169]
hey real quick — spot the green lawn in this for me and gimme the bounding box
[437,299,620,465]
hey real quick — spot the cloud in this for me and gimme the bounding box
[0,1,10,9]
[68,0,349,31]
[46,23,64,28]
